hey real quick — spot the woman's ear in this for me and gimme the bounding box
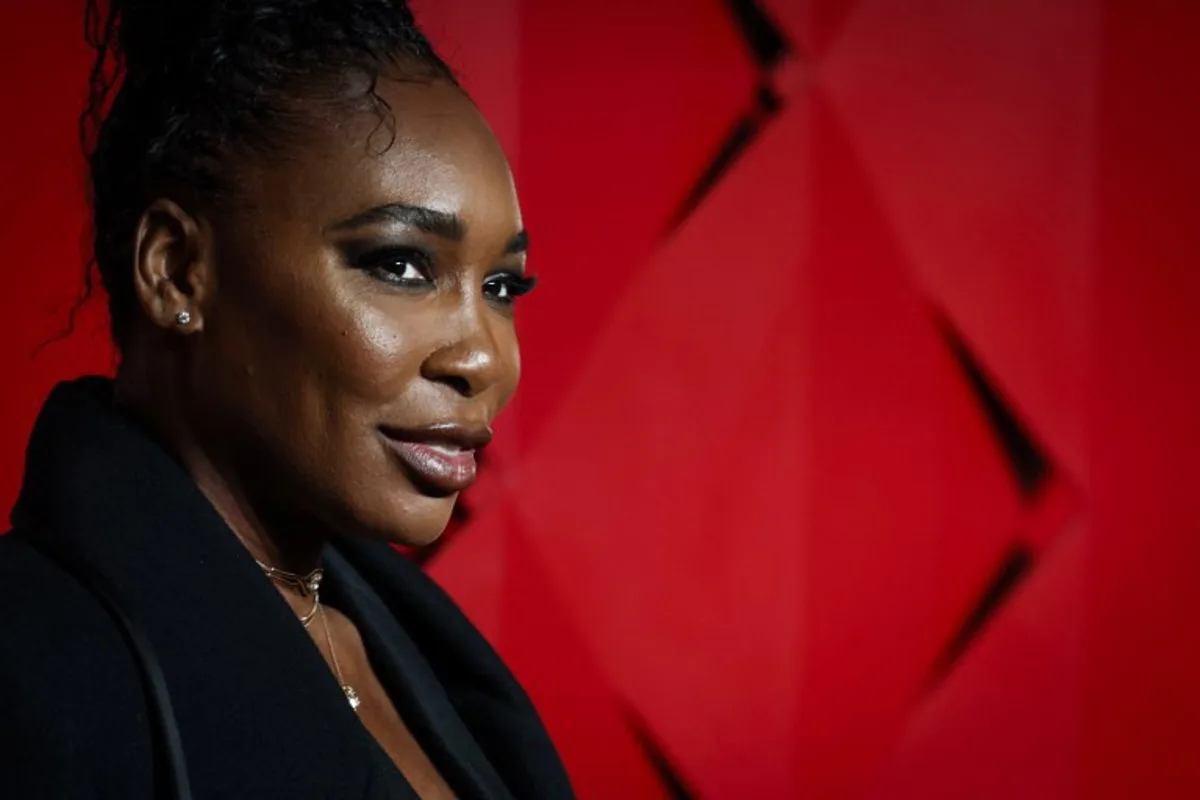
[131,198,214,334]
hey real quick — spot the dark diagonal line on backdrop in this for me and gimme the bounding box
[724,0,792,69]
[665,0,796,232]
[624,708,699,800]
[927,545,1034,687]
[935,313,1051,501]
[666,85,782,232]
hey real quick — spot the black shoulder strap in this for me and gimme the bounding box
[20,533,193,800]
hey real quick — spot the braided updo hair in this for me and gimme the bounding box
[81,0,456,349]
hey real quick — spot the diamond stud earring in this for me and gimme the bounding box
[175,310,192,326]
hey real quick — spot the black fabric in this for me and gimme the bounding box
[0,377,574,799]
[19,532,194,800]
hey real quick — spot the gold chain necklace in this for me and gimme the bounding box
[254,558,362,711]
[318,605,362,710]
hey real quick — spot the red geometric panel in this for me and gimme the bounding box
[510,0,760,448]
[816,0,1098,486]
[795,91,1028,797]
[867,521,1086,800]
[1085,2,1200,795]
[500,101,814,798]
[500,527,673,800]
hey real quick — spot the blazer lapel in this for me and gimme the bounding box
[325,548,513,800]
[332,537,576,800]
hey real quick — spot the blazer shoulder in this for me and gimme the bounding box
[0,530,148,693]
[0,532,154,794]
[0,531,117,636]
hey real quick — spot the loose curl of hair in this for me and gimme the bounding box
[80,0,456,350]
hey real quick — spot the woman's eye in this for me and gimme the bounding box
[354,247,433,287]
[484,273,538,305]
[387,259,427,283]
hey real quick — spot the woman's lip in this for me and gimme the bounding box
[383,435,478,494]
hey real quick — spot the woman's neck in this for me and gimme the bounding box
[115,363,326,577]
[184,450,327,576]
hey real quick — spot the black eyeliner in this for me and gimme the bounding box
[493,273,538,296]
[348,243,434,271]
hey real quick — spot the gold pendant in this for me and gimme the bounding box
[343,685,362,711]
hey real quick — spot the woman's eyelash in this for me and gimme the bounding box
[484,273,538,304]
[350,247,535,304]
[352,247,433,285]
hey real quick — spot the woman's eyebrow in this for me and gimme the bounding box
[332,203,528,256]
[329,203,465,240]
[505,229,528,255]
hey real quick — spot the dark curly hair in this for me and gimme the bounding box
[80,0,456,350]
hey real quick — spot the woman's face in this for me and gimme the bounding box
[184,76,527,547]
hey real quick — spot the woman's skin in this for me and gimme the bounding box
[112,71,528,798]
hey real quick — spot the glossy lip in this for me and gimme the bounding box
[379,423,492,495]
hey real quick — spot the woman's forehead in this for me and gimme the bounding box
[233,79,519,236]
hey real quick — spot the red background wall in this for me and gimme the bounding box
[2,1,1198,797]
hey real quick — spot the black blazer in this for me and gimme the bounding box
[0,378,574,799]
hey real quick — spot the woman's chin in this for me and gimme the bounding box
[367,495,458,550]
[392,525,450,551]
